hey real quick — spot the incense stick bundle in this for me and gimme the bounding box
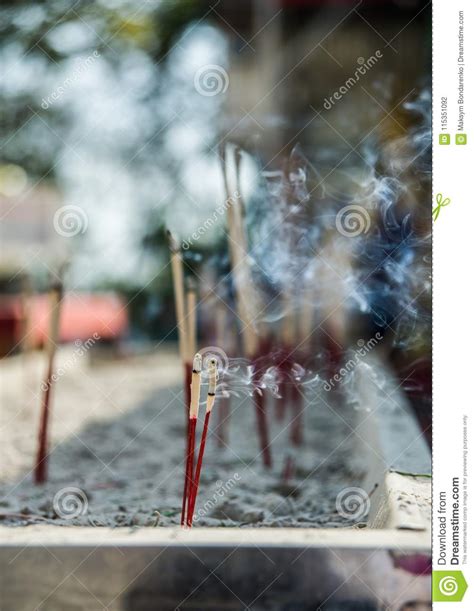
[187,358,218,526]
[181,353,202,526]
[34,279,63,485]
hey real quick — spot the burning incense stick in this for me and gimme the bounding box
[181,352,202,526]
[34,278,63,485]
[187,358,218,526]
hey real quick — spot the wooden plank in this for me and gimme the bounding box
[0,527,430,610]
[369,471,431,531]
[0,524,430,549]
[354,356,431,530]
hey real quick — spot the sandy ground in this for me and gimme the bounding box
[0,345,365,528]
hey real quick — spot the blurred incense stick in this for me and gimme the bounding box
[167,230,188,365]
[34,276,63,485]
[221,143,272,468]
[215,302,231,448]
[185,277,197,362]
[220,143,259,357]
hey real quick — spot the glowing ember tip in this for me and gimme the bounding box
[207,358,218,397]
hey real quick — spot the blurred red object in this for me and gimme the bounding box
[0,292,128,356]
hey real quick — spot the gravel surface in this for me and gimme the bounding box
[0,347,366,528]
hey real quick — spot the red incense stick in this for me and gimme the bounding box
[253,388,272,468]
[184,361,192,414]
[276,349,290,422]
[187,412,209,525]
[187,358,218,526]
[34,360,54,484]
[290,381,304,446]
[251,337,273,469]
[34,280,63,485]
[181,353,202,526]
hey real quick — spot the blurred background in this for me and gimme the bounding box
[0,0,431,435]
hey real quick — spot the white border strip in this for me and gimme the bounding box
[433,0,472,606]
